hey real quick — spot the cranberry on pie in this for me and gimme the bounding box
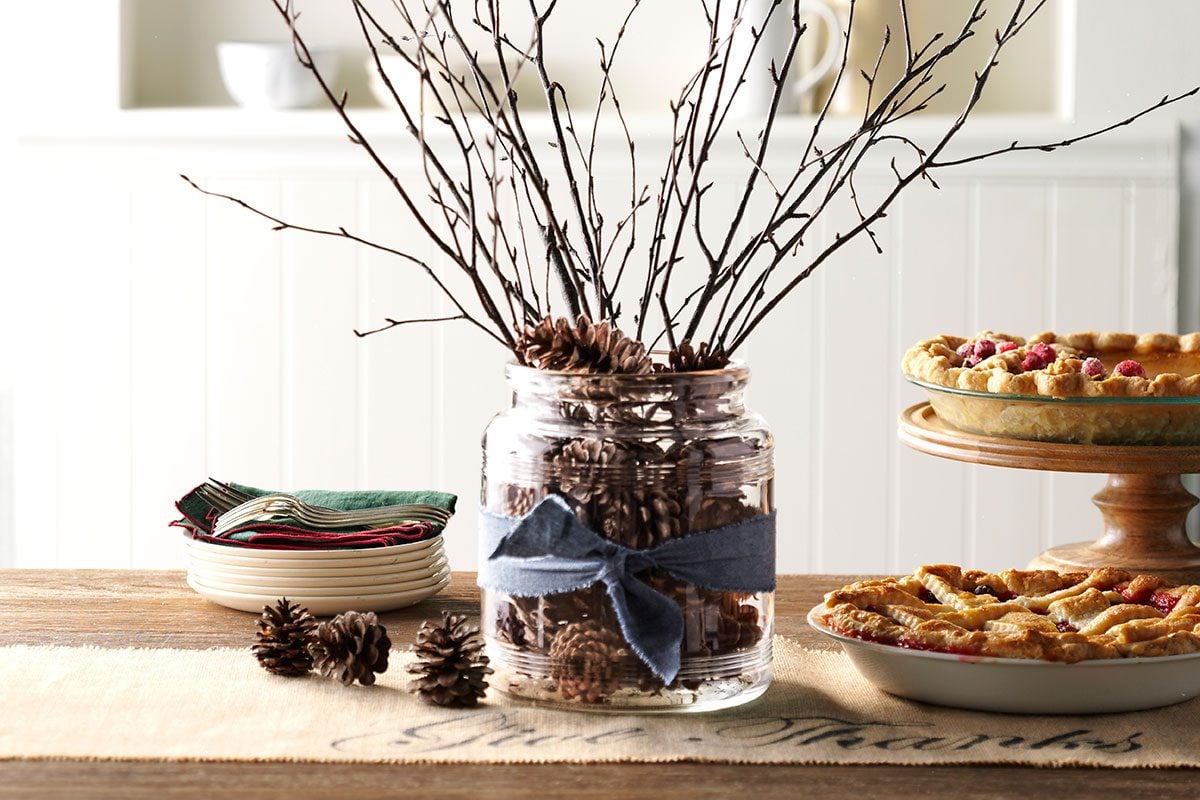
[815,565,1200,661]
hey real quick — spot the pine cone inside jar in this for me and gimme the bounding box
[408,612,493,708]
[308,611,391,686]
[642,576,764,657]
[667,340,730,372]
[493,600,529,649]
[682,589,762,656]
[498,483,540,518]
[711,593,763,653]
[669,436,762,496]
[516,315,653,374]
[511,584,612,648]
[553,437,629,504]
[634,487,684,545]
[687,494,759,533]
[252,598,317,677]
[549,620,629,703]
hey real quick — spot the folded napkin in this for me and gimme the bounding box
[172,482,457,550]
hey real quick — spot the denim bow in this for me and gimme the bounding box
[477,495,776,683]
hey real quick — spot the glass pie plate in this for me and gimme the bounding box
[908,378,1200,445]
[807,606,1200,714]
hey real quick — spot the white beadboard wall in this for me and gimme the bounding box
[7,114,1181,575]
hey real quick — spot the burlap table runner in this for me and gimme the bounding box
[1,638,1194,767]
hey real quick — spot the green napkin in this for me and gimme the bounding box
[175,483,457,543]
[231,483,457,515]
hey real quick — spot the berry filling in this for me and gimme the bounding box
[825,620,974,657]
[997,341,1018,353]
[1149,592,1181,614]
[917,588,938,603]
[956,342,974,360]
[1055,620,1078,633]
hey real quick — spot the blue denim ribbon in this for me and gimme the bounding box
[477,495,776,683]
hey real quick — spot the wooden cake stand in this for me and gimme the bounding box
[899,402,1200,583]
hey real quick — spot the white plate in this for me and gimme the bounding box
[185,532,442,561]
[807,605,1200,714]
[189,563,450,597]
[184,536,442,569]
[183,537,443,571]
[181,549,446,578]
[186,572,451,615]
[188,555,448,588]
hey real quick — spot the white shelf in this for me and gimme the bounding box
[116,0,1065,114]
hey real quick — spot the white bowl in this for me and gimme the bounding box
[187,571,451,615]
[188,556,448,589]
[365,51,516,111]
[366,52,428,110]
[189,563,450,597]
[218,41,339,110]
[807,605,1200,714]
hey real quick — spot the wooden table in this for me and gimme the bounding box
[0,571,1193,799]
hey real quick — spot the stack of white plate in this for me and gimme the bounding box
[183,534,450,614]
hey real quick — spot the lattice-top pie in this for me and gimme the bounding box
[815,565,1200,662]
[904,331,1200,398]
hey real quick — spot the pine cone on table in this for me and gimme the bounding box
[252,598,317,677]
[408,612,493,707]
[667,340,730,372]
[516,315,653,374]
[308,610,391,686]
[549,620,629,703]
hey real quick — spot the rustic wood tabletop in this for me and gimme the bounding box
[0,570,1193,799]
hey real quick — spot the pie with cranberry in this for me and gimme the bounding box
[903,331,1200,398]
[813,565,1200,662]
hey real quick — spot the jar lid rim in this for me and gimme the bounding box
[504,360,750,381]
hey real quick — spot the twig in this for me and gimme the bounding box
[355,314,468,338]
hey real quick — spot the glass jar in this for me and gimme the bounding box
[480,363,775,711]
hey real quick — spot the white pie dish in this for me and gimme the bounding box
[188,555,448,590]
[807,605,1200,714]
[186,571,451,615]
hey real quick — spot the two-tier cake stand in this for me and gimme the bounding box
[899,402,1200,583]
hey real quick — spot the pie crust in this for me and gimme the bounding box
[903,331,1200,398]
[815,565,1200,662]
